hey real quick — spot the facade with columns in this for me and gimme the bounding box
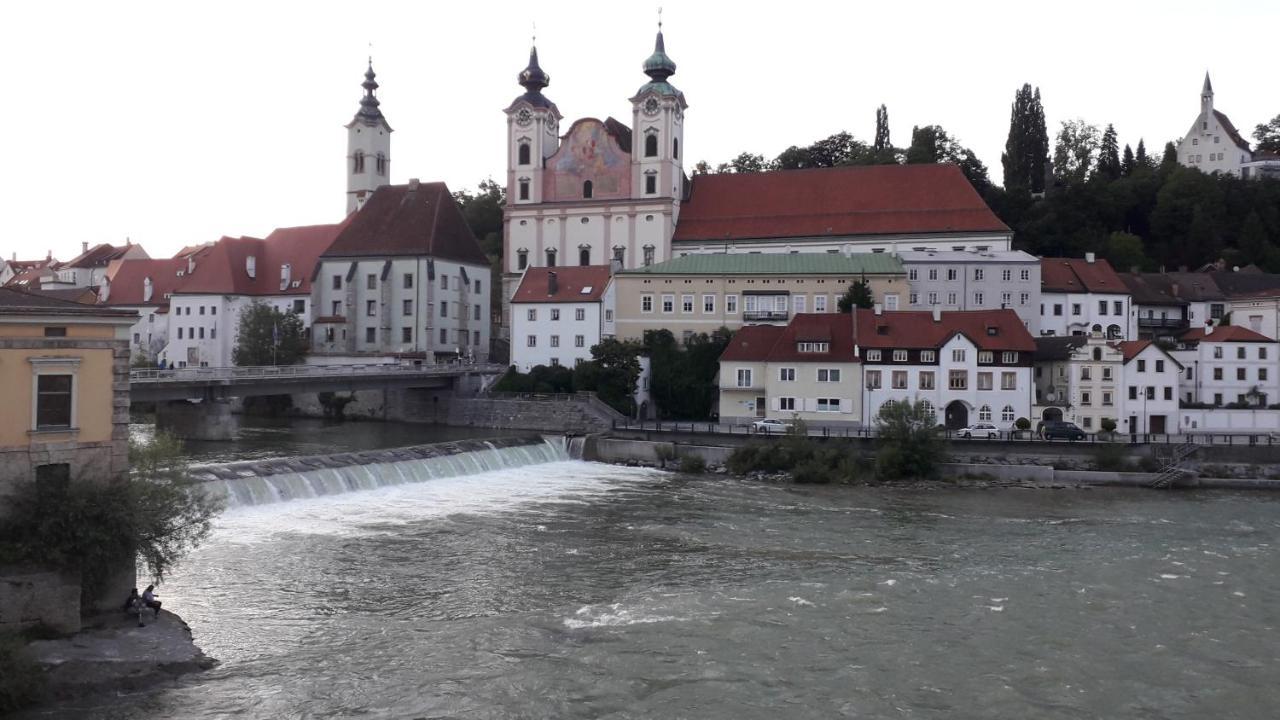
[347,62,393,214]
[500,30,687,331]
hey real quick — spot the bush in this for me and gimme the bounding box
[653,444,676,469]
[1100,418,1117,434]
[1092,443,1133,472]
[1137,455,1163,473]
[875,400,945,481]
[1015,417,1031,431]
[678,455,707,474]
[725,438,867,484]
[0,633,43,713]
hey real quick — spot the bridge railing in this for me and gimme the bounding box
[131,362,506,383]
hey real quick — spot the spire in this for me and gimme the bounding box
[518,44,550,93]
[642,11,677,82]
[354,59,385,126]
[1202,71,1213,96]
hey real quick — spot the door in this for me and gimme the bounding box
[1150,415,1166,434]
[755,397,767,418]
[945,401,968,430]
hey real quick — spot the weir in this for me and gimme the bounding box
[191,435,577,507]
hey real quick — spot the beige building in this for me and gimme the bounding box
[0,288,135,499]
[615,252,906,342]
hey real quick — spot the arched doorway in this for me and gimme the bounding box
[945,400,969,430]
[1042,407,1064,423]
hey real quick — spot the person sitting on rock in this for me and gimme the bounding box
[123,588,141,614]
[142,585,162,617]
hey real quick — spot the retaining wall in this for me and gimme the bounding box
[0,569,81,634]
[448,398,613,434]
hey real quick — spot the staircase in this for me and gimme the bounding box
[1150,441,1198,489]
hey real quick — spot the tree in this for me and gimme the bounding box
[452,179,505,260]
[639,328,733,419]
[1001,84,1049,194]
[727,152,769,173]
[1161,141,1178,169]
[1253,114,1280,155]
[874,400,944,481]
[1237,210,1277,269]
[1135,138,1150,169]
[838,280,875,312]
[1053,119,1101,186]
[1187,204,1223,267]
[574,337,642,415]
[904,124,992,194]
[874,104,891,152]
[1097,124,1121,180]
[232,301,307,366]
[1104,231,1148,272]
[1120,144,1135,177]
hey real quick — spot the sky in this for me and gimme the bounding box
[2,0,1276,263]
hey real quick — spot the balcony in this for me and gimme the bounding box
[1138,317,1189,330]
[742,310,789,323]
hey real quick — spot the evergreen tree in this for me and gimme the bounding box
[1001,84,1047,194]
[233,302,307,366]
[1161,141,1178,169]
[906,125,938,164]
[1135,139,1149,169]
[1030,88,1050,193]
[837,281,875,312]
[1096,124,1120,180]
[1238,211,1272,267]
[874,104,891,152]
[1121,144,1135,177]
[1188,204,1222,267]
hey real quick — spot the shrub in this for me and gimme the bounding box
[0,633,43,713]
[678,455,707,474]
[1092,443,1133,472]
[1136,455,1163,473]
[1100,418,1117,434]
[875,400,944,481]
[1015,417,1031,431]
[653,444,676,469]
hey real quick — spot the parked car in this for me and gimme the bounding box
[751,418,793,433]
[1041,420,1087,440]
[958,423,1001,439]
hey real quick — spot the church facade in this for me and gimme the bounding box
[1177,73,1279,180]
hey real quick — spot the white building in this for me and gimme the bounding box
[51,242,148,289]
[1115,340,1182,435]
[510,265,616,371]
[856,307,1035,431]
[898,249,1041,332]
[311,181,491,362]
[346,62,392,215]
[1039,255,1133,339]
[1031,336,1123,434]
[1177,73,1257,178]
[1173,325,1279,407]
[97,256,191,363]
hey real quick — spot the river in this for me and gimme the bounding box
[23,429,1280,719]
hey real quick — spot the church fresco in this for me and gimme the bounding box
[545,119,631,201]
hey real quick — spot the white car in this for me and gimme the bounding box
[958,423,1001,439]
[751,418,793,433]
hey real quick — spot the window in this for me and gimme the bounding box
[1213,367,1223,380]
[1164,387,1174,400]
[440,301,449,318]
[546,250,557,267]
[1081,367,1092,381]
[920,400,936,423]
[682,295,694,313]
[1082,417,1093,429]
[1113,301,1122,315]
[352,150,365,174]
[198,328,204,339]
[909,269,918,281]
[324,327,335,342]
[474,330,481,347]
[817,368,841,382]
[1213,346,1223,359]
[928,269,938,281]
[35,374,73,428]
[928,292,938,305]
[817,398,841,412]
[867,350,882,362]
[332,275,343,290]
[866,370,882,389]
[779,368,796,382]
[375,152,387,175]
[177,327,183,339]
[518,142,530,165]
[441,275,449,290]
[736,369,753,388]
[402,273,413,290]
[978,351,993,364]
[1001,405,1015,422]
[440,328,448,344]
[1102,367,1112,381]
[526,308,537,321]
[1102,391,1113,406]
[919,371,935,389]
[645,174,657,194]
[951,349,966,362]
[1001,372,1016,390]
[910,293,919,305]
[366,327,376,343]
[921,350,936,363]
[662,294,674,313]
[978,405,992,421]
[45,326,67,337]
[1020,293,1029,305]
[947,269,958,281]
[550,335,560,347]
[517,250,528,270]
[519,180,529,201]
[1129,386,1138,400]
[575,308,586,321]
[367,274,377,290]
[366,300,377,316]
[1053,304,1063,316]
[575,335,585,348]
[198,306,205,316]
[1081,391,1092,406]
[644,133,659,157]
[1261,368,1269,382]
[794,295,808,313]
[1001,292,1011,307]
[1001,269,1011,282]
[292,299,305,314]
[703,295,715,313]
[579,247,590,266]
[401,327,412,343]
[1099,300,1108,315]
[948,370,967,389]
[892,350,908,362]
[475,305,482,321]
[947,292,957,305]
[1237,368,1247,381]
[643,245,655,267]
[605,310,613,322]
[1214,393,1223,405]
[892,371,908,389]
[1020,269,1030,281]
[1072,303,1082,316]
[1261,347,1269,360]
[403,299,412,316]
[1146,387,1156,400]
[642,295,654,313]
[1001,351,1018,364]
[974,268,984,281]
[977,372,993,390]
[612,246,625,265]
[1210,304,1225,320]
[1237,346,1247,360]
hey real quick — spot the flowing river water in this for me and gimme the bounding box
[24,425,1280,719]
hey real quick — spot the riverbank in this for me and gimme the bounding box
[24,609,213,705]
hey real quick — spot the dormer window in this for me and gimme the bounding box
[143,277,153,303]
[797,341,829,353]
[353,150,365,174]
[583,180,593,199]
[644,133,659,158]
[518,142,531,166]
[279,263,291,291]
[245,255,256,279]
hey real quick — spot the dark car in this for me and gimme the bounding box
[1042,420,1087,441]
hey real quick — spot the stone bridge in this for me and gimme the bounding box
[132,363,505,440]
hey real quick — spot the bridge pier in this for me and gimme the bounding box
[155,399,235,441]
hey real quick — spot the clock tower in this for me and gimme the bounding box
[630,23,686,216]
[504,44,562,207]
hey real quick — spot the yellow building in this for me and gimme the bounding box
[0,288,136,498]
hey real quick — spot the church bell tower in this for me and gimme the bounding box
[346,60,393,214]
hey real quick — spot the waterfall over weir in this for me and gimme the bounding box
[191,436,575,508]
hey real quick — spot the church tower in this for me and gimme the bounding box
[629,21,687,215]
[346,61,393,214]
[505,43,562,207]
[1200,71,1214,119]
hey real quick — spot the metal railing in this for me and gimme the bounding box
[742,310,789,322]
[131,362,507,383]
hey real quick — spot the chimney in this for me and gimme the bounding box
[82,241,89,254]
[932,305,942,323]
[873,303,883,316]
[1085,252,1096,263]
[610,257,622,275]
[408,178,420,191]
[547,271,558,296]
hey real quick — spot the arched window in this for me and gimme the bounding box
[1107,324,1122,339]
[1001,405,1015,423]
[518,180,530,201]
[352,150,365,174]
[579,247,590,266]
[518,142,530,166]
[375,152,387,176]
[517,250,528,270]
[919,400,935,424]
[673,137,679,159]
[644,172,657,195]
[1092,347,1102,361]
[546,248,557,267]
[645,133,658,157]
[612,246,625,264]
[979,404,992,421]
[583,180,593,199]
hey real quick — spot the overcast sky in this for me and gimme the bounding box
[3,0,1275,262]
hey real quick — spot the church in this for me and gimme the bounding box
[1178,73,1280,180]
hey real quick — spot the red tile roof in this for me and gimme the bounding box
[1041,257,1127,294]
[855,308,1036,352]
[719,324,787,362]
[1112,339,1151,362]
[673,164,1009,243]
[764,313,856,362]
[1181,325,1276,343]
[322,181,489,266]
[63,242,144,269]
[99,257,192,307]
[511,265,613,303]
[174,223,343,297]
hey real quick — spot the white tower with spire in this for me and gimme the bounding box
[630,15,687,217]
[1178,71,1252,178]
[504,41,562,207]
[346,61,393,214]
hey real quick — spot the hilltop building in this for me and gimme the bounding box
[1178,73,1280,180]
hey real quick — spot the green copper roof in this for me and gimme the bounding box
[619,252,906,276]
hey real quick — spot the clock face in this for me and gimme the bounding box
[643,97,660,116]
[516,108,532,126]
